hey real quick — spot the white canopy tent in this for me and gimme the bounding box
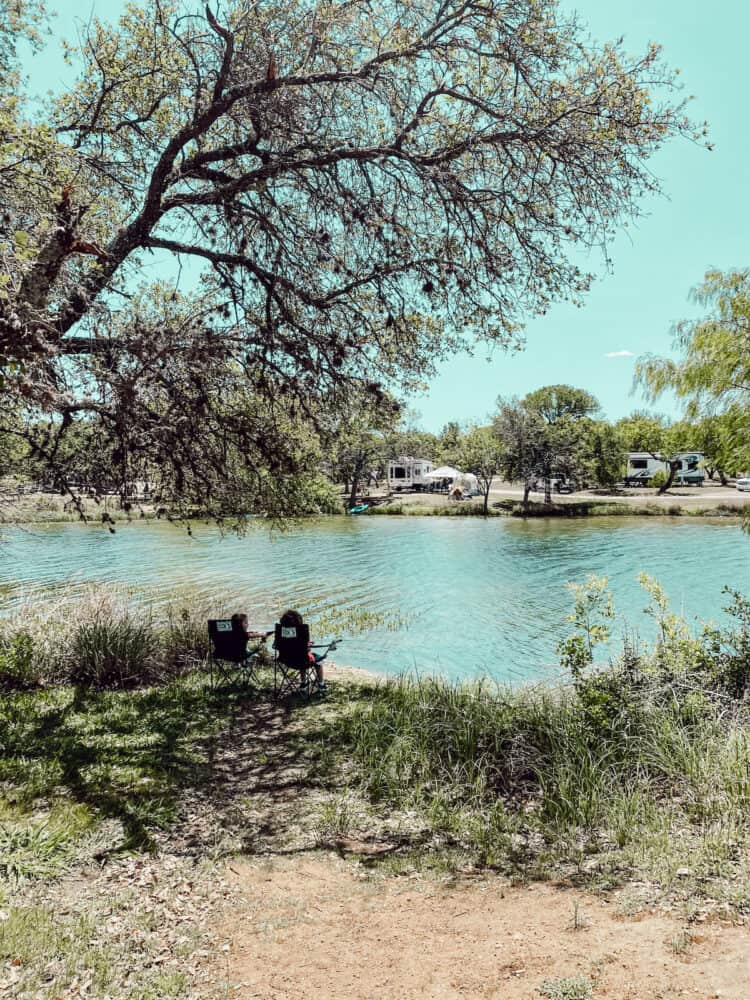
[424,466,461,479]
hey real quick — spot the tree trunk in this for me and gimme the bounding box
[348,455,368,508]
[544,477,552,504]
[719,469,728,486]
[523,482,531,509]
[658,461,679,494]
[483,485,490,516]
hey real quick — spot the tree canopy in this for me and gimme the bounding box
[635,270,750,484]
[1,0,697,515]
[636,270,750,417]
[493,385,614,503]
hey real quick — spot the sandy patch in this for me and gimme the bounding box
[222,857,750,999]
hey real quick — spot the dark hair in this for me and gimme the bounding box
[231,612,249,630]
[280,609,303,627]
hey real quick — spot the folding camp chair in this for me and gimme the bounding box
[272,622,338,700]
[207,619,264,690]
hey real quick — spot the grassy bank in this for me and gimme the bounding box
[363,498,748,518]
[4,581,750,995]
[0,492,164,525]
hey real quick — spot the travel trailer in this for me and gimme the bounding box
[387,456,435,492]
[625,452,704,486]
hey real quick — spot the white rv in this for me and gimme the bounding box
[625,452,704,486]
[387,456,435,492]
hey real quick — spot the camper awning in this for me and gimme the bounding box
[424,466,461,479]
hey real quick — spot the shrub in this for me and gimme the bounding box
[649,469,668,489]
[0,631,41,689]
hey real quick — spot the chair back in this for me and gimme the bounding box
[274,622,310,669]
[208,619,248,663]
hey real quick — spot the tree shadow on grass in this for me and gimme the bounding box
[0,677,367,857]
[1,679,263,851]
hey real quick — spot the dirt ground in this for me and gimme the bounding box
[223,856,750,999]
[196,683,750,1000]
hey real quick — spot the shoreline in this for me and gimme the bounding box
[2,498,748,525]
[326,661,385,684]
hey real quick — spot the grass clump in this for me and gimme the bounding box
[539,977,593,1000]
[70,613,160,687]
[0,803,93,882]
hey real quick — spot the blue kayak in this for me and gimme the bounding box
[348,504,370,514]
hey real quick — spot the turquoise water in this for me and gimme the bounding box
[1,516,748,682]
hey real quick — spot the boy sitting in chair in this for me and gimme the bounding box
[273,609,340,698]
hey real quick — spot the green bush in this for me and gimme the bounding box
[649,469,668,489]
[0,631,40,689]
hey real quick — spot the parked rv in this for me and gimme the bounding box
[624,452,704,487]
[387,456,435,492]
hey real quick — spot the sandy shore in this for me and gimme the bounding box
[326,661,384,683]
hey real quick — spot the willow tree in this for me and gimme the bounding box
[1,0,699,515]
[636,270,750,483]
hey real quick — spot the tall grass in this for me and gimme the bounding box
[332,672,750,876]
[323,580,750,885]
[0,587,212,689]
[0,585,406,689]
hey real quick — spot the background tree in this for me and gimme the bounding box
[636,269,750,480]
[690,414,737,484]
[581,420,625,489]
[1,0,698,516]
[436,421,463,468]
[521,385,601,502]
[493,387,614,503]
[636,270,750,414]
[493,399,549,508]
[457,425,504,515]
[325,394,399,508]
[384,410,440,468]
[522,385,600,426]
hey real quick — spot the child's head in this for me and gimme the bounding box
[231,612,249,631]
[280,609,303,627]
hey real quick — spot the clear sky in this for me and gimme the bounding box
[423,0,749,431]
[23,0,748,431]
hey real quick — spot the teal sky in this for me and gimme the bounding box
[24,0,748,431]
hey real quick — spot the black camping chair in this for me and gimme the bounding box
[272,622,338,699]
[207,619,266,690]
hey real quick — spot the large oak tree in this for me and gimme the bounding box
[1,0,699,515]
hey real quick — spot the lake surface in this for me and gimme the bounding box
[1,516,748,682]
